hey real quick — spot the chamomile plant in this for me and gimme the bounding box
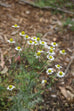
[47,49,55,55]
[31,36,37,41]
[27,40,34,45]
[4,25,67,111]
[51,42,58,47]
[57,71,65,78]
[15,46,22,51]
[46,68,54,75]
[7,85,15,91]
[24,35,30,40]
[55,64,62,69]
[19,31,26,36]
[60,49,66,55]
[7,38,15,43]
[12,24,20,28]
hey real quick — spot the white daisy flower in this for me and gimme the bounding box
[34,52,41,58]
[12,24,19,28]
[7,85,15,91]
[47,46,55,50]
[46,68,54,75]
[60,50,66,55]
[19,31,26,37]
[37,50,44,53]
[47,55,54,61]
[57,71,65,78]
[36,37,41,43]
[31,36,37,41]
[40,41,47,46]
[7,38,15,43]
[41,80,47,84]
[27,40,34,45]
[34,41,39,45]
[55,64,62,69]
[51,42,58,47]
[47,49,55,55]
[24,35,30,40]
[15,46,22,51]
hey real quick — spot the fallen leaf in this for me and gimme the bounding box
[66,90,74,102]
[1,66,8,74]
[66,86,74,94]
[59,87,68,98]
[11,30,19,35]
[59,86,74,103]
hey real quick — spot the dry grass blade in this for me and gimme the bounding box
[0,50,5,69]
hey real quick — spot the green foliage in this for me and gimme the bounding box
[8,67,42,111]
[34,0,74,12]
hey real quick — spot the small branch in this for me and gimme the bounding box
[0,1,11,8]
[65,53,74,75]
[19,0,74,15]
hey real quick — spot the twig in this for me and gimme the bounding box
[0,1,11,8]
[43,32,52,38]
[65,53,74,75]
[19,0,74,15]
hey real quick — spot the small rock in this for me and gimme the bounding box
[51,94,57,98]
[26,11,30,14]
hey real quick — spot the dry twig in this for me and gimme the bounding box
[65,53,74,75]
[0,1,11,7]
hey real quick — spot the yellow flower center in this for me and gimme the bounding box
[21,31,25,35]
[49,49,53,53]
[9,85,12,89]
[48,69,51,73]
[29,40,32,43]
[34,41,37,44]
[37,52,41,56]
[49,56,52,59]
[17,46,21,49]
[57,65,60,67]
[10,38,13,42]
[25,35,29,38]
[33,37,36,39]
[53,42,56,45]
[42,41,44,44]
[50,46,53,49]
[59,72,63,75]
[14,24,17,27]
[62,50,65,53]
[44,80,47,83]
[37,38,40,41]
[39,50,42,51]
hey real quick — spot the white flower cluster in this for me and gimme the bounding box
[7,24,66,88]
